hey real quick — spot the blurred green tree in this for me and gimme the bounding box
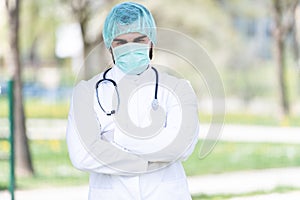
[66,0,117,78]
[150,0,299,115]
[20,0,62,66]
[271,0,299,118]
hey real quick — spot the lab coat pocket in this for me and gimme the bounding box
[89,173,113,189]
[153,163,191,200]
[89,174,117,200]
[153,178,191,200]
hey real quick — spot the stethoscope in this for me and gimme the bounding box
[95,66,159,116]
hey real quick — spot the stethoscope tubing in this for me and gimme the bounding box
[95,77,119,115]
[95,66,159,115]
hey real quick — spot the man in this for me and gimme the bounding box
[67,2,199,199]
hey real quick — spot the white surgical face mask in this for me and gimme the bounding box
[112,43,150,75]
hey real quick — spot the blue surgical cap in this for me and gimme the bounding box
[102,2,156,48]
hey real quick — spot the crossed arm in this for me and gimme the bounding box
[66,78,199,176]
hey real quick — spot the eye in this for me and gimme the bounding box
[112,40,127,47]
[134,39,145,43]
[117,41,127,45]
[133,36,148,43]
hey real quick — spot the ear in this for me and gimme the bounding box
[149,42,154,60]
[109,47,115,64]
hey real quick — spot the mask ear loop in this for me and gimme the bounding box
[109,47,116,64]
[149,42,153,60]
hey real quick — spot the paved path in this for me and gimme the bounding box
[188,167,300,195]
[1,167,300,200]
[1,119,300,143]
[230,191,300,200]
[0,186,89,200]
[199,124,300,144]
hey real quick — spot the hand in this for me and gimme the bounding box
[101,129,114,142]
[147,161,169,172]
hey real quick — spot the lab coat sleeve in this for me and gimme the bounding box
[66,80,149,176]
[179,122,199,161]
[153,79,199,162]
[145,79,199,162]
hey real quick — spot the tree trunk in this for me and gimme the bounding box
[291,23,299,63]
[272,0,290,118]
[6,0,34,176]
[79,19,88,80]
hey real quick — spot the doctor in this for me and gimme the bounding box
[67,2,199,200]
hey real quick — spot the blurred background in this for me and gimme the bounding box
[0,0,300,199]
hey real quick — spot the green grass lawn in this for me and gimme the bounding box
[0,140,88,190]
[183,141,300,176]
[1,140,300,191]
[0,97,70,119]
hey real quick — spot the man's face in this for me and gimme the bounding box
[111,32,150,48]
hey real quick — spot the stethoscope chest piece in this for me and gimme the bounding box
[152,99,159,110]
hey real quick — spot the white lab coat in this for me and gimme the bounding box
[66,66,199,200]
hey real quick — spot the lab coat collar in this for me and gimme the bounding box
[108,65,154,84]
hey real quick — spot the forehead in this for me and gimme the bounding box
[114,32,149,41]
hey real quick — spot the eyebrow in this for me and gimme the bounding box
[133,35,147,42]
[113,35,148,43]
[113,38,127,43]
